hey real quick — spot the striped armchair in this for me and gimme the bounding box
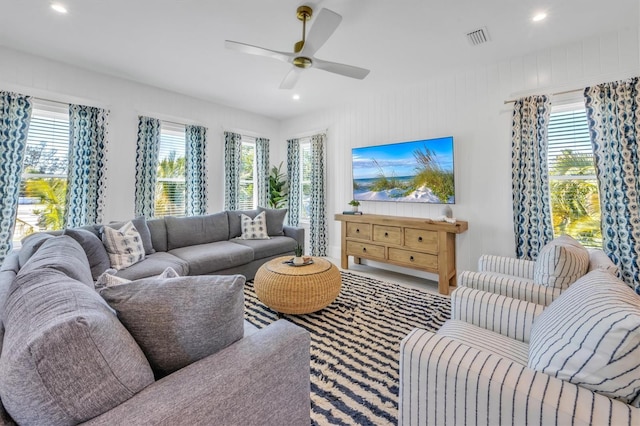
[399,277,640,426]
[458,247,618,306]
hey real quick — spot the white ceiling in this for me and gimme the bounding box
[1,0,638,120]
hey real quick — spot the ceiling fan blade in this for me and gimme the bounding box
[279,67,302,90]
[313,58,370,80]
[225,40,294,63]
[300,8,342,57]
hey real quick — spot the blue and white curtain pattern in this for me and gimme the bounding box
[0,92,32,262]
[310,133,328,256]
[584,77,640,292]
[185,125,207,216]
[255,137,270,208]
[134,116,161,218]
[286,139,300,227]
[65,104,109,228]
[224,131,242,211]
[511,95,554,260]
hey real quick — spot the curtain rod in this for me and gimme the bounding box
[503,87,584,104]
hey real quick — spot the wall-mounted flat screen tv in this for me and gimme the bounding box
[352,136,455,204]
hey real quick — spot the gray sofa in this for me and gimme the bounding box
[0,209,311,425]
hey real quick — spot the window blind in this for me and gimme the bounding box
[156,123,186,217]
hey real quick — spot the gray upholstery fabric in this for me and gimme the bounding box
[227,209,260,239]
[19,236,94,288]
[64,228,111,280]
[100,274,246,378]
[82,320,311,426]
[166,212,230,250]
[232,236,297,260]
[113,252,189,280]
[146,218,168,252]
[103,217,155,255]
[283,226,305,251]
[0,253,18,274]
[244,320,258,337]
[0,269,154,425]
[259,207,287,236]
[17,233,54,268]
[169,241,254,276]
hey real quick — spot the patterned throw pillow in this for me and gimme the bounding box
[238,211,270,240]
[528,269,640,406]
[101,222,145,270]
[533,234,589,289]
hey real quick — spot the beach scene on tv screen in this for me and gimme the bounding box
[352,137,455,204]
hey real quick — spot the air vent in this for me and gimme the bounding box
[466,27,490,46]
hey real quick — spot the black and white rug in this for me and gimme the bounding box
[244,271,451,426]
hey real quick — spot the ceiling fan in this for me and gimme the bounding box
[225,5,370,89]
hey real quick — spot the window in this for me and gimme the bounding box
[547,103,601,247]
[155,123,186,217]
[14,100,70,244]
[299,138,312,221]
[238,136,257,210]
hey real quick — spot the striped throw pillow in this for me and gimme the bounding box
[101,222,145,270]
[533,234,589,289]
[528,269,640,406]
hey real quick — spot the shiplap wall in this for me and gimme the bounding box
[277,27,640,276]
[0,46,279,222]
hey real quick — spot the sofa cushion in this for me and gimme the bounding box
[169,241,254,276]
[104,217,155,255]
[146,217,167,252]
[587,248,619,275]
[529,269,640,406]
[100,274,245,378]
[533,234,589,289]
[231,236,297,260]
[112,251,189,281]
[97,266,180,289]
[101,222,146,270]
[19,236,94,288]
[64,228,111,281]
[239,211,270,240]
[17,233,54,268]
[259,207,287,236]
[227,209,260,239]
[0,269,154,425]
[165,212,229,250]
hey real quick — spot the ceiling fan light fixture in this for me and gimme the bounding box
[293,57,313,69]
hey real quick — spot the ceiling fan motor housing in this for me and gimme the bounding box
[293,56,313,68]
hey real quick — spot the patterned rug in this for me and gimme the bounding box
[244,271,451,426]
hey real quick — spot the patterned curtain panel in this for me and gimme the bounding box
[65,104,109,228]
[223,131,242,210]
[185,125,208,216]
[511,95,553,260]
[286,139,300,227]
[0,92,32,262]
[134,116,161,218]
[310,133,328,256]
[584,77,640,292]
[255,137,270,208]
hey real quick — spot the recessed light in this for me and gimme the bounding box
[532,12,547,22]
[51,3,68,14]
[292,94,300,100]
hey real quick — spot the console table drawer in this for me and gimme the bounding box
[388,248,438,270]
[346,222,371,240]
[373,225,402,245]
[404,228,438,252]
[346,241,385,260]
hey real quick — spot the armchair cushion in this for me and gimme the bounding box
[528,269,640,406]
[533,234,589,289]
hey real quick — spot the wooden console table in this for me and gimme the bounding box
[335,213,468,295]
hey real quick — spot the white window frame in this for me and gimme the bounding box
[299,137,312,223]
[238,136,258,210]
[155,122,187,217]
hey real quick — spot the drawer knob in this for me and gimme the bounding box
[384,232,389,237]
[356,228,360,233]
[362,247,367,252]
[410,256,415,262]
[418,236,423,242]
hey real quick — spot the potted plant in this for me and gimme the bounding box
[348,199,360,212]
[293,244,304,265]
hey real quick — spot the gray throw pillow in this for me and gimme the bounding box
[17,233,54,268]
[100,274,246,378]
[259,207,287,236]
[103,217,155,255]
[64,228,111,281]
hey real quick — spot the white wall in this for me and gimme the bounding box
[0,46,279,222]
[277,26,640,275]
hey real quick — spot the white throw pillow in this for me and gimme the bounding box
[533,234,589,289]
[238,211,270,240]
[529,269,640,406]
[96,267,180,289]
[101,222,146,270]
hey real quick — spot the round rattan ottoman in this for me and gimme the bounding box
[253,256,342,314]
